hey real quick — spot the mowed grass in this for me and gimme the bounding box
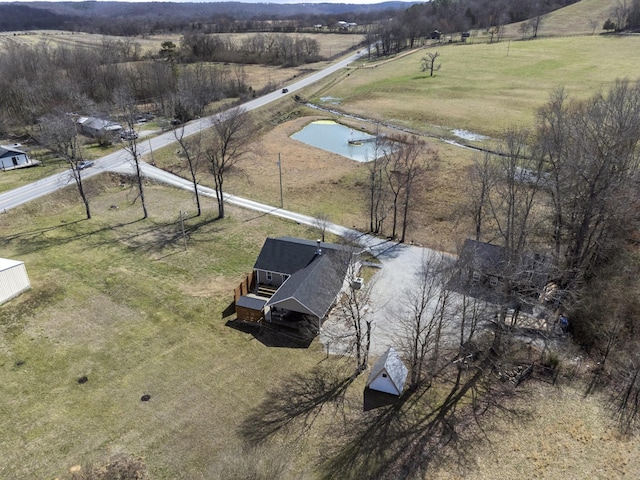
[323,35,640,137]
[2,172,640,480]
[0,174,340,479]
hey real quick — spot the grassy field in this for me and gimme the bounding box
[1,173,640,480]
[0,175,336,479]
[3,2,640,478]
[316,35,640,137]
[0,30,365,59]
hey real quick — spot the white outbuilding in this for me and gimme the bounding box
[366,347,408,396]
[0,258,31,305]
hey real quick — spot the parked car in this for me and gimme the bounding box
[76,161,94,170]
[120,130,138,140]
[282,88,289,93]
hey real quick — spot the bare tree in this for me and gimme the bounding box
[614,351,640,435]
[485,128,546,257]
[332,243,374,373]
[536,81,640,294]
[528,2,544,38]
[395,252,453,390]
[612,0,631,30]
[205,107,254,219]
[421,51,441,77]
[399,138,438,243]
[174,125,204,216]
[383,135,438,241]
[366,132,390,234]
[116,89,147,219]
[38,113,92,219]
[468,151,496,242]
[312,212,331,242]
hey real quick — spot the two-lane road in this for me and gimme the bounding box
[0,49,364,213]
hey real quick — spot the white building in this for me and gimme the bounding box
[0,258,31,305]
[366,347,408,396]
[0,144,35,170]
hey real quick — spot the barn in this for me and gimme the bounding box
[366,347,408,396]
[0,258,31,305]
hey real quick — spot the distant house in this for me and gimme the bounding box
[234,237,358,333]
[0,144,36,171]
[76,116,122,138]
[366,347,408,396]
[0,258,31,305]
[457,239,550,294]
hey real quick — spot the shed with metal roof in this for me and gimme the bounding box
[366,347,408,396]
[0,258,31,305]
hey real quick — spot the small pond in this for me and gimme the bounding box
[291,120,382,162]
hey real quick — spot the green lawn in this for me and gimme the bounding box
[0,176,342,479]
[320,36,640,138]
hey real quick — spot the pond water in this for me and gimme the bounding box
[291,120,381,162]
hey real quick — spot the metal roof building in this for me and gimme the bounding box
[0,258,31,305]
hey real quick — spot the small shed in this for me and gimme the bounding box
[366,347,408,396]
[0,258,31,305]
[235,295,267,323]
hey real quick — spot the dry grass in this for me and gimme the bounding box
[432,381,640,479]
[504,0,618,38]
[0,30,364,59]
[0,176,327,480]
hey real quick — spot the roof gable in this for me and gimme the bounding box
[0,145,26,158]
[266,253,346,318]
[254,236,349,275]
[366,347,408,395]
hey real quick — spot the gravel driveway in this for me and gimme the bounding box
[320,239,450,357]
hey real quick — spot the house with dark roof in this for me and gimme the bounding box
[456,239,551,303]
[234,237,357,333]
[0,144,36,170]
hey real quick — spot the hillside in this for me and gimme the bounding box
[505,0,618,37]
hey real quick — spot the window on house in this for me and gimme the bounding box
[382,373,387,378]
[266,272,272,281]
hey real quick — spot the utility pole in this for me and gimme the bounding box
[277,153,283,208]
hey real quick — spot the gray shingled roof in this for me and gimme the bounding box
[266,253,346,319]
[0,145,26,158]
[236,295,267,311]
[254,237,349,275]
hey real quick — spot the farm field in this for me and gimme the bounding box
[2,173,640,480]
[3,0,640,477]
[319,35,640,137]
[0,30,365,60]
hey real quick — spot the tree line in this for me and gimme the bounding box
[179,32,322,66]
[464,80,640,433]
[365,0,579,56]
[0,36,287,134]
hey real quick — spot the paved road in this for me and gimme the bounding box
[0,50,364,213]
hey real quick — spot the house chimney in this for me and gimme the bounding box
[316,239,322,255]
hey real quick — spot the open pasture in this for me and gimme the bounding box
[323,35,640,137]
[0,30,364,59]
[1,176,639,479]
